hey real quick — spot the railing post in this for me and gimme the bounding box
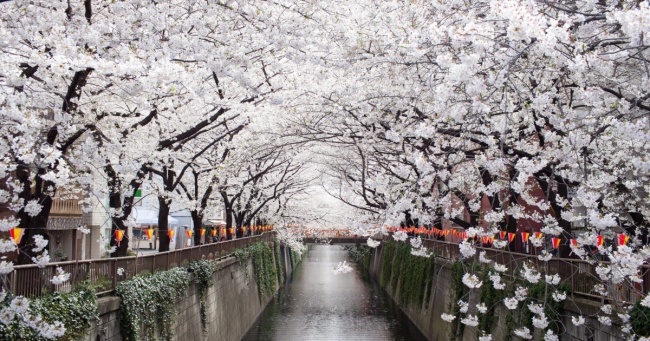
[111,259,117,293]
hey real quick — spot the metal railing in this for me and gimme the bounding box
[5,232,276,298]
[421,238,650,304]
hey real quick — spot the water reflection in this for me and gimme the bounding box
[242,245,427,340]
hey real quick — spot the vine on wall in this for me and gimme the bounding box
[345,245,372,280]
[116,267,190,341]
[630,302,650,337]
[517,280,568,336]
[0,284,98,341]
[448,260,469,341]
[290,248,303,270]
[234,241,278,300]
[188,260,215,333]
[273,240,285,287]
[380,241,396,288]
[477,265,504,334]
[378,240,435,309]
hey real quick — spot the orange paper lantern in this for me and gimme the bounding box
[499,231,507,240]
[9,227,24,245]
[535,232,543,239]
[167,229,175,240]
[145,228,154,240]
[521,232,530,243]
[211,229,217,237]
[596,235,604,247]
[507,232,515,242]
[186,230,193,238]
[115,229,125,246]
[200,228,206,237]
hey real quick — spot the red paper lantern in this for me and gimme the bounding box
[9,227,24,245]
[618,234,629,246]
[551,238,561,249]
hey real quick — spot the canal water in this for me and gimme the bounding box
[242,244,427,340]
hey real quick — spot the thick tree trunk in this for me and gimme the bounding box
[536,173,573,257]
[16,163,55,264]
[192,211,203,245]
[158,196,171,252]
[109,190,129,257]
[505,189,519,252]
[225,206,234,239]
[235,212,245,238]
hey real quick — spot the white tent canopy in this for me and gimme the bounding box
[132,207,179,227]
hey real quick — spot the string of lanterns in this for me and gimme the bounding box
[4,225,275,253]
[386,226,631,248]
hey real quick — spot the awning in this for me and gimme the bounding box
[203,219,226,226]
[132,208,179,227]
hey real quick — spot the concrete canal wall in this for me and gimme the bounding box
[82,245,297,341]
[367,244,623,341]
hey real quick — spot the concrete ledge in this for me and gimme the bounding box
[97,296,121,315]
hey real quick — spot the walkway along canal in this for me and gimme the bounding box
[242,244,427,340]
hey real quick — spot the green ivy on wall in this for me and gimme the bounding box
[290,248,303,270]
[630,301,650,337]
[188,260,215,333]
[345,245,372,280]
[448,260,469,341]
[505,276,569,338]
[273,240,285,287]
[477,265,505,334]
[234,242,278,300]
[380,241,396,288]
[0,284,98,341]
[377,240,435,309]
[116,267,190,341]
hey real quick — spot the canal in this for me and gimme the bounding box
[242,244,428,340]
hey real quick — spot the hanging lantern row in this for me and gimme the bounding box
[386,226,632,249]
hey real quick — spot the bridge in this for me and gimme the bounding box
[302,237,373,245]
